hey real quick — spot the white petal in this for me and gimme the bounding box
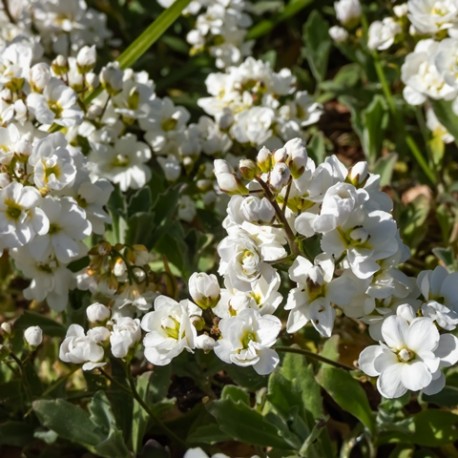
[359,345,384,376]
[377,364,407,398]
[401,361,432,391]
[436,333,458,367]
[405,318,439,352]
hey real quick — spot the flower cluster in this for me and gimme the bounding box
[158,0,253,69]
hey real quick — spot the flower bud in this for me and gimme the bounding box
[270,162,291,191]
[195,334,216,351]
[347,161,369,187]
[76,45,96,73]
[24,326,43,347]
[335,0,361,28]
[256,146,273,173]
[100,62,123,96]
[239,159,258,180]
[214,159,248,195]
[51,55,69,75]
[1,322,12,335]
[329,25,349,43]
[285,138,308,178]
[189,272,221,310]
[29,63,51,93]
[86,303,111,323]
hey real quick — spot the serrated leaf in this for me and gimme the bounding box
[316,366,375,434]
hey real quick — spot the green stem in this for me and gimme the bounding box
[255,177,299,257]
[276,346,354,371]
[100,367,185,447]
[371,52,435,185]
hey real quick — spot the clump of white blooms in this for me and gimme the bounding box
[158,0,253,68]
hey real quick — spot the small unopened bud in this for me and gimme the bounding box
[286,138,308,178]
[86,303,111,323]
[24,326,43,347]
[239,159,258,180]
[51,55,69,75]
[270,162,291,191]
[329,25,349,43]
[1,322,12,335]
[100,62,123,96]
[29,63,51,93]
[335,0,361,28]
[76,45,96,73]
[214,159,248,195]
[347,161,369,187]
[273,147,288,163]
[195,334,216,351]
[256,146,273,173]
[189,272,221,310]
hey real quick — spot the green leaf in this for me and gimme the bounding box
[316,366,375,434]
[132,367,173,453]
[126,212,156,248]
[361,95,388,165]
[432,247,457,271]
[247,0,313,40]
[279,352,323,419]
[380,410,458,447]
[13,311,66,338]
[207,398,296,449]
[128,187,153,217]
[33,392,131,458]
[400,194,431,249]
[430,99,458,143]
[117,0,191,69]
[187,411,231,445]
[221,385,250,404]
[33,399,103,449]
[303,10,331,82]
[307,131,327,165]
[373,152,398,187]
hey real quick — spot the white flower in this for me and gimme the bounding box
[214,308,281,375]
[86,302,111,323]
[24,326,43,347]
[110,317,141,358]
[239,196,275,224]
[417,266,458,330]
[0,182,49,250]
[286,254,336,336]
[28,133,77,191]
[28,196,91,264]
[89,134,151,191]
[27,77,83,127]
[141,296,200,365]
[401,40,456,105]
[358,313,458,398]
[189,272,221,310]
[368,18,401,51]
[59,324,105,371]
[408,0,458,35]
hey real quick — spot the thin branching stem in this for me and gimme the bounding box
[276,346,354,371]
